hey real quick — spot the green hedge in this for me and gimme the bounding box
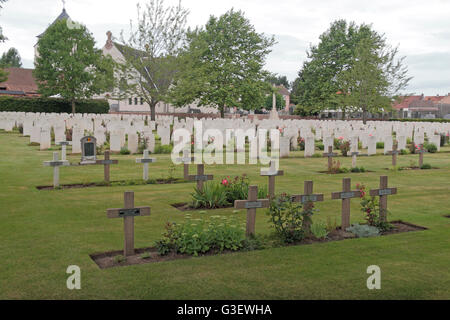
[389,118,450,123]
[0,96,110,114]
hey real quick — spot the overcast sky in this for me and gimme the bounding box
[1,0,449,96]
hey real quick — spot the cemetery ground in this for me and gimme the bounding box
[0,130,449,300]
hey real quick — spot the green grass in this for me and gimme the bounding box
[0,130,449,299]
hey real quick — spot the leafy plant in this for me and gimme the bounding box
[424,142,437,153]
[346,223,380,238]
[153,144,173,154]
[350,166,366,173]
[326,216,337,233]
[376,142,384,149]
[191,182,228,209]
[400,149,409,155]
[420,163,432,170]
[114,255,126,263]
[310,222,328,239]
[267,193,308,243]
[120,147,130,155]
[140,252,151,259]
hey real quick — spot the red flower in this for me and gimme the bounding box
[366,208,371,213]
[360,191,366,198]
[221,179,229,186]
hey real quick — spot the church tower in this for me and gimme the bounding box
[34,5,72,62]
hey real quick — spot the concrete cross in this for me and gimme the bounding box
[369,176,397,223]
[57,141,71,161]
[106,191,151,256]
[331,178,363,230]
[136,149,156,181]
[291,181,324,233]
[260,160,284,199]
[177,149,194,179]
[323,146,338,172]
[234,185,270,237]
[43,152,70,188]
[387,142,400,167]
[418,144,427,168]
[96,150,118,183]
[187,164,213,192]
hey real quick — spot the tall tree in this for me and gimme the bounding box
[291,20,408,119]
[337,36,411,124]
[116,0,189,121]
[34,19,115,114]
[0,0,8,82]
[0,47,22,68]
[169,9,275,117]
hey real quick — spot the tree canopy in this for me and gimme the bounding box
[265,73,291,90]
[169,9,275,117]
[291,20,411,121]
[0,0,8,83]
[115,0,189,120]
[34,18,115,113]
[0,47,22,68]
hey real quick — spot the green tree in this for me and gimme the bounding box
[169,9,275,117]
[265,73,291,90]
[264,91,285,110]
[34,19,115,114]
[0,48,22,68]
[116,0,189,121]
[292,20,402,119]
[0,0,8,82]
[336,32,411,123]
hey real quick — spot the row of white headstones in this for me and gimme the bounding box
[1,112,449,157]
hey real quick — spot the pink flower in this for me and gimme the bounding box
[221,179,229,186]
[366,209,371,213]
[338,136,344,140]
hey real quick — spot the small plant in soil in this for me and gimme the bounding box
[114,255,126,264]
[420,163,432,170]
[346,224,380,238]
[140,252,151,260]
[310,222,328,239]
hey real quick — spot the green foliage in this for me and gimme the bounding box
[140,252,151,259]
[153,144,173,154]
[169,9,275,117]
[265,73,291,89]
[191,182,229,209]
[264,92,285,110]
[0,47,22,68]
[376,142,384,149]
[400,149,409,155]
[357,183,392,232]
[334,138,350,156]
[346,224,380,238]
[326,216,338,233]
[114,255,126,263]
[316,142,324,151]
[420,163,432,170]
[310,222,328,239]
[267,193,307,243]
[424,142,437,153]
[0,96,109,113]
[34,19,115,113]
[156,217,246,257]
[119,147,130,155]
[350,167,366,173]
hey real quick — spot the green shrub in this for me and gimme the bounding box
[312,153,322,158]
[400,149,409,155]
[153,144,173,154]
[310,222,328,239]
[346,224,380,238]
[420,163,432,170]
[350,167,366,173]
[120,147,130,155]
[316,142,324,151]
[267,193,307,243]
[191,182,228,209]
[0,96,109,113]
[424,142,437,153]
[376,142,384,149]
[156,217,246,257]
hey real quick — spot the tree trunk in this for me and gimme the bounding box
[220,105,225,118]
[341,109,346,120]
[150,102,156,121]
[362,109,367,125]
[71,99,76,114]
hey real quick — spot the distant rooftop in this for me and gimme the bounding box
[37,8,71,38]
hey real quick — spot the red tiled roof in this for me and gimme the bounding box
[276,85,290,96]
[0,68,39,94]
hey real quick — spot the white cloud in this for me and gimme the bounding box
[0,0,449,95]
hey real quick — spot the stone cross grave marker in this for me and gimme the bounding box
[323,146,338,172]
[260,160,284,199]
[187,164,213,192]
[106,191,151,256]
[351,151,359,169]
[234,185,270,237]
[418,144,427,168]
[177,149,195,179]
[96,150,119,183]
[331,178,363,230]
[43,152,70,188]
[387,142,400,167]
[136,149,156,181]
[369,176,397,223]
[80,136,97,164]
[291,181,324,233]
[57,141,71,161]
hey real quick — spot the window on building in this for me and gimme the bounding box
[140,98,144,105]
[128,98,132,105]
[134,97,138,105]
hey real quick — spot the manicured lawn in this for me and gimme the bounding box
[0,130,449,299]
